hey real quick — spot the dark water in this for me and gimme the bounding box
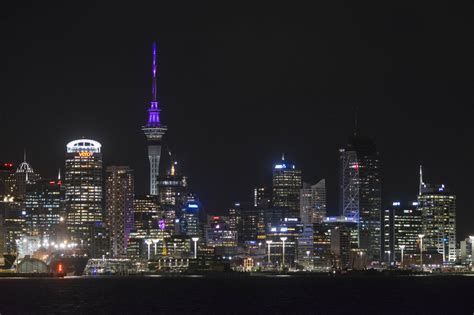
[0,275,473,314]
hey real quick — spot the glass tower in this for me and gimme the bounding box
[339,135,381,261]
[64,139,103,245]
[272,156,302,218]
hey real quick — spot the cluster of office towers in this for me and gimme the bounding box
[0,43,465,271]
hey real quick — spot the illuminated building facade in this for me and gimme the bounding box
[64,139,103,245]
[105,166,134,257]
[228,203,241,233]
[331,225,351,269]
[8,154,40,201]
[25,179,63,239]
[266,217,303,268]
[240,206,266,243]
[157,162,187,208]
[133,195,160,230]
[339,135,381,261]
[312,222,332,270]
[180,201,201,237]
[253,186,271,207]
[418,181,456,263]
[0,198,26,254]
[142,42,167,196]
[272,156,302,218]
[300,179,327,224]
[0,163,15,198]
[382,201,422,262]
[204,216,237,248]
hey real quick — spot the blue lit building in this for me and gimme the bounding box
[180,201,201,237]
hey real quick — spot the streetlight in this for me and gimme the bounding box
[145,239,152,260]
[266,240,273,264]
[386,250,391,266]
[152,239,160,256]
[280,237,288,269]
[399,245,406,267]
[418,234,425,270]
[192,237,199,259]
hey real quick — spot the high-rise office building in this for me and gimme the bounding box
[331,225,352,270]
[300,179,327,224]
[133,195,160,231]
[105,166,134,257]
[339,134,381,261]
[253,187,272,207]
[272,155,302,218]
[266,217,304,268]
[240,205,266,244]
[0,198,26,254]
[157,161,187,209]
[204,216,237,248]
[417,169,456,263]
[64,139,103,246]
[0,162,15,198]
[382,201,422,263]
[25,179,63,239]
[180,201,201,237]
[142,42,167,195]
[8,154,40,201]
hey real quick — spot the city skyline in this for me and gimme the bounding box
[0,2,471,240]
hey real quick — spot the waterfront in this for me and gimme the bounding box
[0,275,473,314]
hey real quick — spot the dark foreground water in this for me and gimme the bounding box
[0,274,473,314]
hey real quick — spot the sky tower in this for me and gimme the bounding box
[142,42,167,195]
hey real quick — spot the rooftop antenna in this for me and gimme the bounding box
[419,165,423,195]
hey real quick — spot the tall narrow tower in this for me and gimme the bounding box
[142,42,167,195]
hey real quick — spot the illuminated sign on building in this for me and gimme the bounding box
[78,151,93,157]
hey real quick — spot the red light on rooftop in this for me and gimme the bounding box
[213,216,220,220]
[49,181,56,185]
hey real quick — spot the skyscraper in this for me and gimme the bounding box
[25,179,63,239]
[105,166,134,257]
[8,153,40,201]
[157,161,187,209]
[339,134,381,261]
[142,42,167,195]
[299,179,326,224]
[382,201,422,263]
[0,162,15,198]
[272,155,302,218]
[253,186,271,208]
[417,169,456,263]
[64,139,103,245]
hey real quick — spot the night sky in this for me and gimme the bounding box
[0,2,472,238]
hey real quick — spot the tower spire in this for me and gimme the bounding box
[23,149,26,162]
[152,41,157,102]
[146,42,161,127]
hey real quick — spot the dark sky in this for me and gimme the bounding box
[0,2,472,238]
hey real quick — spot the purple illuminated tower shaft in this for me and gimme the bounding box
[142,42,167,195]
